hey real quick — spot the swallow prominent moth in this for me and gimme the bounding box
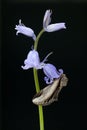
[32,74,68,106]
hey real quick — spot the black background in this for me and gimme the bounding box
[1,1,87,130]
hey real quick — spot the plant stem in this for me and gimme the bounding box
[38,105,44,130]
[34,29,44,50]
[33,69,44,130]
[33,29,45,130]
[33,69,40,93]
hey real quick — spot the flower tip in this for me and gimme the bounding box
[58,69,63,74]
[32,34,36,41]
[15,25,17,30]
[63,23,66,29]
[21,65,29,70]
[46,9,52,14]
[21,65,26,69]
[15,20,36,40]
[19,19,21,24]
[15,30,19,36]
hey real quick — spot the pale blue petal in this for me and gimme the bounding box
[21,64,33,70]
[26,50,40,67]
[43,63,59,78]
[43,9,52,28]
[45,23,66,32]
[22,50,40,70]
[44,76,53,84]
[43,63,63,84]
[15,19,36,40]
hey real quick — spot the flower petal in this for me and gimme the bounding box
[21,63,33,70]
[15,19,36,41]
[43,10,52,29]
[36,52,53,69]
[45,23,66,32]
[43,63,63,84]
[21,50,40,70]
[44,76,53,84]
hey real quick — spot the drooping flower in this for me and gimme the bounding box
[21,49,40,70]
[21,50,52,70]
[43,63,63,84]
[43,9,66,32]
[15,19,36,41]
[22,49,63,84]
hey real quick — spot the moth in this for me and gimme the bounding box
[32,74,68,106]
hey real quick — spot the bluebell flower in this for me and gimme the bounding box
[15,19,36,41]
[22,49,63,84]
[21,49,40,70]
[43,9,66,32]
[21,49,52,70]
[43,63,63,84]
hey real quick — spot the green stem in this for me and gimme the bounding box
[33,69,40,93]
[34,29,44,50]
[33,29,45,130]
[38,105,44,130]
[33,69,44,130]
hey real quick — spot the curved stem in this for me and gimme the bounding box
[34,29,44,50]
[33,29,45,130]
